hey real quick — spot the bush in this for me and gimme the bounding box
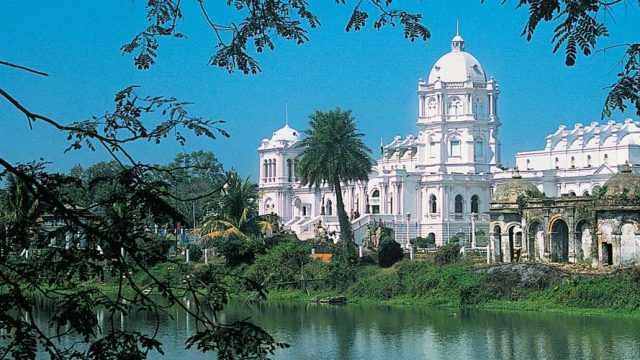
[187,243,203,262]
[410,237,430,248]
[434,243,461,265]
[448,235,460,244]
[378,237,404,268]
[135,235,172,267]
[348,269,402,300]
[213,236,255,267]
[246,240,311,288]
[326,241,358,291]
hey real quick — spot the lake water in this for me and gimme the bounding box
[29,300,640,359]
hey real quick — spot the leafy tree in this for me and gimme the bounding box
[296,109,372,242]
[247,240,311,288]
[485,0,639,117]
[434,243,462,265]
[378,237,404,268]
[0,87,283,359]
[161,151,226,228]
[0,171,44,251]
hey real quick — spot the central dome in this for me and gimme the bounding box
[271,124,300,143]
[428,34,487,83]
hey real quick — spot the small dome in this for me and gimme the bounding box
[270,124,300,143]
[601,163,640,198]
[492,171,542,204]
[428,34,486,83]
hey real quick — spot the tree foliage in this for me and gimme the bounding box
[122,0,429,74]
[296,109,372,242]
[486,0,640,117]
[378,236,404,268]
[0,88,282,359]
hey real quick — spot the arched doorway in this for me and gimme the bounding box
[575,220,592,261]
[551,219,569,262]
[293,198,302,217]
[370,190,380,214]
[325,199,333,216]
[493,225,502,263]
[528,221,544,261]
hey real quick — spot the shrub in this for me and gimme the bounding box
[378,237,404,268]
[448,235,460,244]
[213,236,255,267]
[327,241,358,291]
[135,235,172,267]
[348,270,403,300]
[187,243,203,262]
[410,237,432,248]
[434,243,461,265]
[246,240,311,288]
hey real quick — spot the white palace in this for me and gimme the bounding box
[257,32,640,254]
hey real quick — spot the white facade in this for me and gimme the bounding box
[257,32,640,246]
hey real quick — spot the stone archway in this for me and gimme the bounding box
[493,225,502,263]
[551,219,569,262]
[528,221,544,261]
[575,220,592,262]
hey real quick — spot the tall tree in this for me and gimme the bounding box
[296,109,372,242]
[162,151,225,227]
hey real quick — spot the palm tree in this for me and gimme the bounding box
[197,172,274,244]
[0,174,42,249]
[296,109,372,242]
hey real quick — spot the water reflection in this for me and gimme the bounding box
[23,298,640,359]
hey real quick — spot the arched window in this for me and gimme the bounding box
[447,96,463,115]
[568,191,576,197]
[428,98,438,115]
[526,159,531,170]
[429,139,437,158]
[429,195,437,214]
[587,155,592,168]
[474,139,484,160]
[583,190,590,196]
[570,156,575,169]
[325,200,333,216]
[555,157,560,169]
[604,153,609,164]
[420,96,426,116]
[272,159,277,178]
[450,138,461,157]
[473,98,485,116]
[287,159,293,181]
[263,160,268,179]
[372,189,380,198]
[471,195,479,214]
[455,195,463,214]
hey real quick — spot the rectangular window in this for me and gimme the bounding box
[450,140,461,157]
[429,142,437,158]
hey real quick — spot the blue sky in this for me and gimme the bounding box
[1,1,638,179]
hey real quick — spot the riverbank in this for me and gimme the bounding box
[254,260,640,318]
[100,257,640,319]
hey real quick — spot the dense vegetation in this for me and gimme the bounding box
[107,234,640,318]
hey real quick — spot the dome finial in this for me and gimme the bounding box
[285,103,289,126]
[451,23,465,52]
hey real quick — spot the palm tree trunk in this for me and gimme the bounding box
[333,177,352,242]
